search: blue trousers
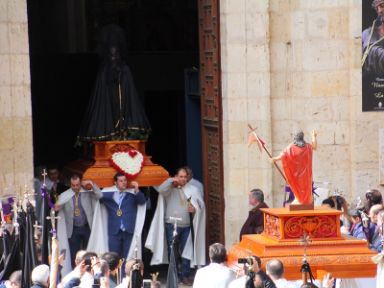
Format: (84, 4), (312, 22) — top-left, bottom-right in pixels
(108, 230), (133, 260)
(165, 223), (191, 279)
(68, 225), (90, 267)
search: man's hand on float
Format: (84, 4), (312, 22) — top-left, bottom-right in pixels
(81, 180), (94, 191)
(130, 181), (139, 193)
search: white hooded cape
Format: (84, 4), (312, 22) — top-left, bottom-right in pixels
(145, 181), (206, 267)
(87, 186), (146, 262)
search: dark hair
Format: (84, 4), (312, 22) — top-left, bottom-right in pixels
(175, 167), (188, 176)
(266, 259), (284, 278)
(81, 252), (98, 272)
(209, 243), (227, 264)
(113, 172), (126, 182)
(365, 189), (383, 212)
(322, 198), (335, 208)
(250, 189), (264, 203)
(102, 251), (120, 271)
(70, 173), (82, 181)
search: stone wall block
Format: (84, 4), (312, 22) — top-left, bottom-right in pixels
(307, 10), (329, 39)
(220, 0), (245, 14)
(7, 0), (28, 23)
(223, 13), (246, 45)
(349, 7), (362, 39)
(226, 143), (249, 169)
(221, 44), (246, 73)
(224, 98), (247, 121)
(246, 44), (269, 72)
(329, 9), (349, 39)
(0, 55), (10, 85)
(298, 0), (350, 9)
(290, 11), (306, 40)
(226, 168), (247, 196)
(10, 54), (30, 85)
(9, 23), (29, 54)
(247, 98), (270, 122)
(270, 11), (290, 42)
(0, 23), (9, 54)
(314, 145), (350, 171)
(0, 85), (11, 117)
(302, 40), (348, 71)
(11, 85), (31, 117)
(0, 0), (7, 23)
(247, 72), (270, 97)
(349, 38), (361, 69)
(311, 70), (349, 97)
(227, 121), (247, 144)
(246, 13), (269, 44)
(271, 98), (292, 120)
(222, 72), (247, 99)
(0, 118), (13, 150)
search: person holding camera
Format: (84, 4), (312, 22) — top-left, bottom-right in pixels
(229, 255), (275, 288)
(349, 209), (376, 242)
(193, 243), (235, 288)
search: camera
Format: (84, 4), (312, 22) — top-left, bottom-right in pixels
(143, 280), (151, 288)
(238, 257), (253, 265)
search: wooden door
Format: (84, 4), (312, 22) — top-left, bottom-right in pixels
(198, 0), (224, 244)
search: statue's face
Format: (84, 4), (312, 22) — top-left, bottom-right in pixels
(109, 46), (121, 65)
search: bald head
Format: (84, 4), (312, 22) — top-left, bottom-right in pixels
(266, 259), (285, 280)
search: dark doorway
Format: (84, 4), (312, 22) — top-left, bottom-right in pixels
(27, 0), (202, 179)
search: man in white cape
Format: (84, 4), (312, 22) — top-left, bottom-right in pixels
(87, 173), (146, 274)
(145, 167), (206, 284)
(56, 176), (99, 277)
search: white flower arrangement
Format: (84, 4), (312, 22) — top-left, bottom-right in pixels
(111, 150), (144, 178)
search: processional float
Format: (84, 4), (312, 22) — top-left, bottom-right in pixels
(227, 125), (377, 282)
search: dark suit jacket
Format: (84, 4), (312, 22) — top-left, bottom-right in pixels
(239, 202), (269, 240)
(100, 191), (146, 235)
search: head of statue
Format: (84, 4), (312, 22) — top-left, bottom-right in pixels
(373, 0), (384, 22)
(109, 46), (122, 67)
(293, 130), (305, 148)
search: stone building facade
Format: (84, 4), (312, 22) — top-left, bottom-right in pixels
(0, 0), (33, 197)
(0, 0), (382, 246)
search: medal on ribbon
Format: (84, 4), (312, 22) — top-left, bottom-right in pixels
(74, 207), (81, 217)
(117, 209), (123, 217)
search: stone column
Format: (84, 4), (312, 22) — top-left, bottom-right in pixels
(221, 0), (273, 246)
(0, 0), (33, 196)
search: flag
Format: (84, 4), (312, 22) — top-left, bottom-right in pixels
(166, 238), (178, 288)
(247, 131), (265, 151)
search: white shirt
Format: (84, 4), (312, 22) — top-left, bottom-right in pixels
(193, 263), (235, 288)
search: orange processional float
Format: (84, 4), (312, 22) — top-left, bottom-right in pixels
(227, 127), (377, 281)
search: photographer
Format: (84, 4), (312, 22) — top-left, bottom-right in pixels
(229, 256), (275, 288)
(115, 259), (144, 288)
(193, 243), (235, 288)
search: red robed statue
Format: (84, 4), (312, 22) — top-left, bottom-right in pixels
(272, 130), (317, 205)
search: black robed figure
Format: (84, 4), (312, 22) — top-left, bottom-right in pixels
(78, 24), (151, 141)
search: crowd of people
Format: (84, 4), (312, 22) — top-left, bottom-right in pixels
(0, 163), (383, 287)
